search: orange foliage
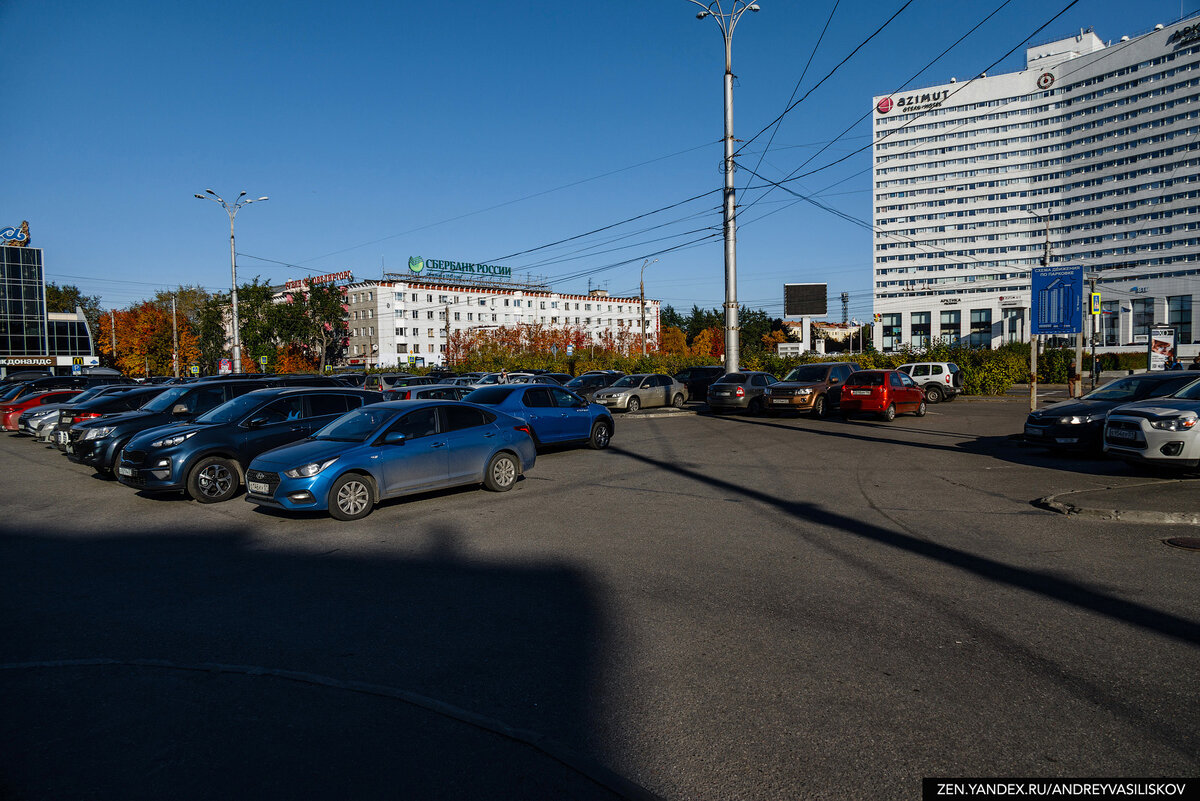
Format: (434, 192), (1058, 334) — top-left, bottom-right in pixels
(95, 303), (201, 376)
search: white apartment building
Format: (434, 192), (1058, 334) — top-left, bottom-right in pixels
(871, 17), (1200, 351)
(341, 278), (660, 368)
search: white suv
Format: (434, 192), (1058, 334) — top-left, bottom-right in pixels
(896, 362), (961, 403)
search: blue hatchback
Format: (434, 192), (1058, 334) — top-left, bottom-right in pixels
(462, 384), (614, 450)
(244, 400), (537, 520)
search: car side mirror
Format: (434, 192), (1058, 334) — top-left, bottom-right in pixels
(830, 378), (839, 384)
(382, 431), (407, 446)
(245, 416), (269, 428)
(171, 403), (190, 416)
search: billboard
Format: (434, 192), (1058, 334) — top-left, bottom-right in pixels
(1148, 327), (1176, 371)
(1031, 265), (1083, 335)
(784, 283), (827, 317)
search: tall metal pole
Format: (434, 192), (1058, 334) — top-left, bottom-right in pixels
(640, 258), (658, 357)
(172, 295), (179, 378)
(692, 1), (759, 374)
(196, 190), (268, 375)
(228, 211), (241, 373)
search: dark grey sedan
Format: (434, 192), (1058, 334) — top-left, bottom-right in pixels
(707, 371), (779, 415)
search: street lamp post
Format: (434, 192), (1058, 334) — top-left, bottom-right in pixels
(640, 258), (659, 357)
(195, 189), (268, 373)
(691, 1), (759, 373)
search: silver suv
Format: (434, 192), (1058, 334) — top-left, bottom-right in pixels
(896, 362), (961, 403)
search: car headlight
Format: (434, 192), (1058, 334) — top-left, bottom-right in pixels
(795, 387), (813, 396)
(150, 430), (198, 448)
(1058, 413), (1105, 425)
(83, 426), (115, 440)
(284, 458), (338, 479)
(1149, 416), (1197, 432)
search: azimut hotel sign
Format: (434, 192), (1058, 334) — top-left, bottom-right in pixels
(876, 89), (951, 115)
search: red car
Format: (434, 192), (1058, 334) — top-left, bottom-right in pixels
(839, 370), (926, 421)
(1, 390), (82, 431)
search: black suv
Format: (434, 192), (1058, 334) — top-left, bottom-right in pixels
(674, 366), (726, 403)
(116, 387), (380, 503)
(53, 386), (168, 450)
(68, 380), (273, 474)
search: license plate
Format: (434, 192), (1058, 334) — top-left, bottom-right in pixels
(248, 481), (270, 495)
(117, 466), (134, 477)
(850, 390), (871, 396)
(772, 398), (790, 404)
(1109, 428), (1136, 440)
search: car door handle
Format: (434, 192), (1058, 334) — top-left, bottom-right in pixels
(483, 432), (496, 438)
(431, 441), (446, 448)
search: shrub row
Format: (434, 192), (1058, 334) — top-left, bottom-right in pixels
(393, 345), (1149, 396)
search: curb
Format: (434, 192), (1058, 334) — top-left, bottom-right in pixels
(1033, 480), (1200, 526)
(619, 407), (700, 420)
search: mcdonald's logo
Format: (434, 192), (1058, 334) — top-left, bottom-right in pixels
(72, 357), (84, 365)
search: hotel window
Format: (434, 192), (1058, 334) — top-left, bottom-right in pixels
(1132, 298), (1154, 341)
(968, 309), (992, 348)
(882, 314), (902, 351)
(427, 328), (434, 337)
(1167, 296), (1192, 344)
(939, 310), (961, 342)
(397, 344), (407, 354)
(910, 312), (931, 349)
(1101, 301), (1119, 346)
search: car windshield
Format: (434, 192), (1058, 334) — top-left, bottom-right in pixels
(312, 407), (398, 442)
(463, 386), (518, 404)
(140, 386), (193, 412)
(846, 373), (885, 386)
(0, 384), (29, 401)
(565, 377), (594, 387)
(714, 374), (747, 385)
(66, 386), (109, 405)
(782, 366), (829, 383)
(1170, 378), (1200, 401)
(610, 376), (645, 388)
(195, 393), (270, 424)
(1084, 376), (1168, 402)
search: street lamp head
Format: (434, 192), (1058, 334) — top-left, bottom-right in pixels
(193, 194), (206, 200)
(238, 191), (247, 198)
(747, 3), (760, 10)
(696, 10), (710, 18)
(204, 189), (216, 196)
(256, 196), (269, 202)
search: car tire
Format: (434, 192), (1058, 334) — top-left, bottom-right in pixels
(880, 404), (896, 422)
(187, 456), (241, 503)
(813, 394), (827, 418)
(328, 473), (374, 521)
(484, 452), (519, 492)
(626, 396), (641, 413)
(924, 385), (943, 403)
(588, 420), (612, 450)
(915, 400), (928, 417)
(672, 393), (685, 409)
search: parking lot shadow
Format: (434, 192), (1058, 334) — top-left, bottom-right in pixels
(705, 412), (1138, 477)
(609, 443), (1200, 648)
(0, 526), (654, 801)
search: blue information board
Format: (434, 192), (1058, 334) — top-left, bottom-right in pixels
(1031, 265), (1083, 335)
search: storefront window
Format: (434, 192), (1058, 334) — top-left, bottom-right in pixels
(1168, 295), (1192, 344)
(939, 310), (960, 344)
(882, 314), (902, 351)
(910, 312), (931, 350)
(968, 309), (992, 348)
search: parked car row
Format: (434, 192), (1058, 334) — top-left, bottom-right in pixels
(1024, 370), (1200, 469)
(4, 372), (616, 521)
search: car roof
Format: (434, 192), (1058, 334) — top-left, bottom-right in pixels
(245, 386), (378, 397)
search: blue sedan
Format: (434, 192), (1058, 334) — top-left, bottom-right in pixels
(462, 385), (614, 450)
(244, 400), (536, 521)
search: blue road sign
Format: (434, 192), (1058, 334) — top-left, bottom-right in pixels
(1031, 265), (1083, 335)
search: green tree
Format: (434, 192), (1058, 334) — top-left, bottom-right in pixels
(149, 285), (212, 326)
(274, 280), (349, 372)
(195, 293), (229, 374)
(235, 277), (281, 366)
(660, 304), (687, 332)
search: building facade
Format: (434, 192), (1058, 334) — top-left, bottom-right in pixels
(0, 245), (97, 375)
(339, 277), (660, 368)
(871, 18), (1200, 351)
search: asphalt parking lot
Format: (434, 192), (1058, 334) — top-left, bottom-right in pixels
(1, 397), (1197, 801)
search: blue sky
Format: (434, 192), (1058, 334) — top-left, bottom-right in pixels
(3, 0), (1193, 322)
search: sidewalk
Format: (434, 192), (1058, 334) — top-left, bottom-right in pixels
(1035, 479), (1200, 526)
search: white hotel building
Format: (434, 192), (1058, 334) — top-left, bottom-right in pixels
(871, 17), (1200, 351)
(337, 275), (660, 368)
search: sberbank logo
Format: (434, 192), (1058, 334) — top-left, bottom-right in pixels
(408, 256), (425, 274)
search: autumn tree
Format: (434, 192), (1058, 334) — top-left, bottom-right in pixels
(661, 326), (688, 355)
